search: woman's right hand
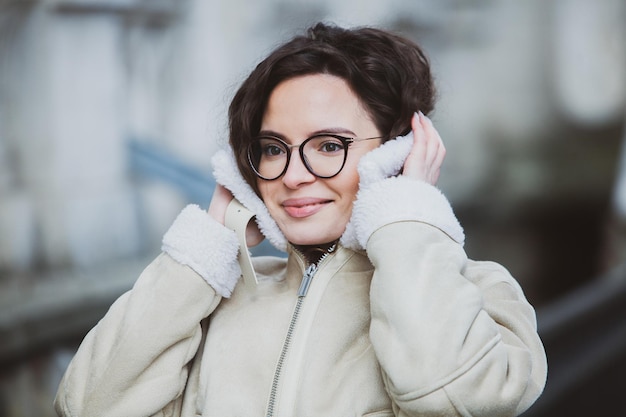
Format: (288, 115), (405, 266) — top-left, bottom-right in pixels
(208, 184), (264, 247)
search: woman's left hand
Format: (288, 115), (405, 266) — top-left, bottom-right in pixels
(401, 112), (446, 185)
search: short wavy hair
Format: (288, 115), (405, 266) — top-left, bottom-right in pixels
(228, 22), (436, 193)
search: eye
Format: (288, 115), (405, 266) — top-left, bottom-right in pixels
(262, 144), (285, 156)
(257, 138), (287, 158)
(315, 137), (346, 153)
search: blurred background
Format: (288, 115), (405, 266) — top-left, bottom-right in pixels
(1, 0), (625, 415)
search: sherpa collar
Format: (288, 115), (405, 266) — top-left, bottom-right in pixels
(210, 133), (415, 253)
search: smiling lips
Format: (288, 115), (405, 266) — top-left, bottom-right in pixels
(282, 198), (332, 218)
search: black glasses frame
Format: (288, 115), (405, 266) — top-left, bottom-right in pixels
(247, 134), (382, 181)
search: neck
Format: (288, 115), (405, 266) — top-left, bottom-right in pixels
(293, 241), (338, 264)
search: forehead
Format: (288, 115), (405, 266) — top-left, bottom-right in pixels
(261, 74), (375, 138)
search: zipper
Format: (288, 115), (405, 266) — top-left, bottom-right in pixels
(265, 246), (335, 417)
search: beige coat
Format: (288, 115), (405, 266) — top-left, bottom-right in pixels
(56, 141), (546, 416)
(55, 219), (546, 416)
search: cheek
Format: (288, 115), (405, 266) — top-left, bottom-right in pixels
(335, 168), (361, 203)
(339, 144), (379, 199)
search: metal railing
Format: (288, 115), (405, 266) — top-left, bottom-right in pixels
(522, 265), (626, 416)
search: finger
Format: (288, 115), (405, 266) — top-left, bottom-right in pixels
(419, 112), (443, 166)
(208, 184), (234, 224)
(402, 113), (426, 177)
(430, 167), (441, 185)
(245, 218), (264, 247)
(410, 112), (427, 160)
(420, 113), (447, 178)
(433, 143), (446, 172)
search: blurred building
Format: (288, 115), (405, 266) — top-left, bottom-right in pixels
(0, 0), (625, 416)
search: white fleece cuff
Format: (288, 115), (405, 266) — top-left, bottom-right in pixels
(161, 204), (241, 298)
(342, 176), (465, 250)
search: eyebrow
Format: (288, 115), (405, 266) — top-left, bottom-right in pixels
(257, 127), (357, 142)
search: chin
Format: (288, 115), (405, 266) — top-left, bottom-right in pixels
(285, 232), (342, 246)
(280, 221), (346, 246)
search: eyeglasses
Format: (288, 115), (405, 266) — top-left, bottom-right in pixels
(247, 134), (383, 180)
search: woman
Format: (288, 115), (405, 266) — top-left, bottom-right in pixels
(55, 23), (547, 416)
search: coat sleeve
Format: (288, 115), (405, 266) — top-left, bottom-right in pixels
(54, 205), (242, 417)
(352, 177), (547, 417)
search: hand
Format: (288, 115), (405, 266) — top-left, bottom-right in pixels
(401, 112), (446, 185)
(208, 184), (264, 247)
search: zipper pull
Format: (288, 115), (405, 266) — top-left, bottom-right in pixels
(297, 264), (317, 297)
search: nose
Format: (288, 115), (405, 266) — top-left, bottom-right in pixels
(282, 151), (316, 188)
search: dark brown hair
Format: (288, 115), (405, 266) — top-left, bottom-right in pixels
(228, 22), (436, 193)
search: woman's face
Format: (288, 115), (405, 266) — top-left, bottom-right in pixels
(257, 74), (381, 246)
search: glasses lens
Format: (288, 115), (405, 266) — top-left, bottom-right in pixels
(302, 135), (347, 178)
(248, 137), (288, 180)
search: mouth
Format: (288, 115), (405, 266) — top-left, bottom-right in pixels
(281, 198), (332, 218)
